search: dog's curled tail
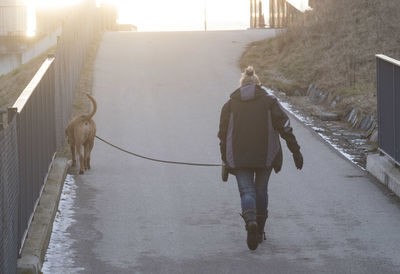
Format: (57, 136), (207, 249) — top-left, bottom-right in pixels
(86, 93), (97, 120)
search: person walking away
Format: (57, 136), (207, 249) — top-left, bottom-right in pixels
(218, 66), (303, 251)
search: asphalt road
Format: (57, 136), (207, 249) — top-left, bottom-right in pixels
(44, 30), (400, 273)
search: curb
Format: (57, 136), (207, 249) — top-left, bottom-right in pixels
(17, 157), (70, 274)
(366, 153), (400, 198)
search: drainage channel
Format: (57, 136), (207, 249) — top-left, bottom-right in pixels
(264, 87), (372, 169)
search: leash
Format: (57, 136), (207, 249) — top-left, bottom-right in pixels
(95, 135), (223, 167)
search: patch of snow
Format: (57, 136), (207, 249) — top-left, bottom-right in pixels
(42, 174), (84, 273)
(262, 86), (366, 170)
(311, 126), (325, 132)
(263, 86), (313, 126)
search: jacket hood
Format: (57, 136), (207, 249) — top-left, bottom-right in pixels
(230, 84), (266, 102)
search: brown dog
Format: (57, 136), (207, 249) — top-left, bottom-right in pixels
(66, 94), (97, 174)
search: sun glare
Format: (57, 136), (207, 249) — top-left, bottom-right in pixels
(24, 0), (83, 36)
(25, 1), (36, 37)
(24, 0), (82, 8)
(102, 0), (251, 32)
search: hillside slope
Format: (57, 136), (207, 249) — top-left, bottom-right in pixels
(0, 48), (54, 109)
(240, 0), (400, 117)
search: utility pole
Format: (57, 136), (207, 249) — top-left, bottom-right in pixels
(204, 0), (207, 31)
(250, 0), (253, 28)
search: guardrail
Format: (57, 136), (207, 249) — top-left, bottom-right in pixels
(376, 54), (400, 165)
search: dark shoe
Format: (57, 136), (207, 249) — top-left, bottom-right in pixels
(256, 211), (268, 244)
(246, 221), (258, 250)
(257, 232), (266, 244)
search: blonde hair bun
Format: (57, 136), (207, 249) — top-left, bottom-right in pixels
(245, 66), (255, 76)
(239, 65), (260, 86)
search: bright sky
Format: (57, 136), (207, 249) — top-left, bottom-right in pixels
(286, 0), (309, 12)
(25, 0), (309, 34)
(111, 0), (251, 31)
(25, 0), (82, 36)
(104, 0), (308, 31)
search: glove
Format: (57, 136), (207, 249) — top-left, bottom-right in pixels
(293, 151), (303, 170)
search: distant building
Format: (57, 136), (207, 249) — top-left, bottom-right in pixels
(0, 0), (27, 36)
(117, 24), (137, 32)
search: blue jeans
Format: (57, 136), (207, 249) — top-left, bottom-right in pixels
(234, 168), (272, 224)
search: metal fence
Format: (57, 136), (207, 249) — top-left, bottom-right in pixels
(8, 56), (57, 252)
(0, 0), (103, 272)
(250, 0), (265, 28)
(269, 0), (287, 28)
(269, 0), (306, 28)
(376, 54), (400, 165)
(0, 115), (19, 274)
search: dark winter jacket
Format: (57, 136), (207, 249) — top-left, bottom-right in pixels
(218, 84), (300, 173)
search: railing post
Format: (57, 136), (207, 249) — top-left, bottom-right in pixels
(0, 109), (6, 130)
(7, 107), (17, 124)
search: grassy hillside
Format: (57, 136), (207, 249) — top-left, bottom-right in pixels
(0, 48), (55, 109)
(240, 0), (400, 116)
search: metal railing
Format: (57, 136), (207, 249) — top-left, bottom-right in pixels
(376, 54), (400, 165)
(250, 0), (266, 28)
(269, 0), (307, 28)
(269, 0), (287, 28)
(8, 56), (57, 252)
(285, 1), (305, 26)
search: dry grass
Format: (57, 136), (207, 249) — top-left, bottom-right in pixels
(0, 47), (55, 109)
(240, 0), (400, 116)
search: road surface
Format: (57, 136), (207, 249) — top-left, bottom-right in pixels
(43, 30), (400, 273)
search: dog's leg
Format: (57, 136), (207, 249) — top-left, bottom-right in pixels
(70, 143), (76, 167)
(86, 139), (94, 170)
(77, 145), (84, 174)
(84, 143), (90, 170)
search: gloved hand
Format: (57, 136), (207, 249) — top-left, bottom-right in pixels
(293, 151), (303, 170)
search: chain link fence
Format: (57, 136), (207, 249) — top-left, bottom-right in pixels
(0, 0), (107, 272)
(0, 115), (19, 274)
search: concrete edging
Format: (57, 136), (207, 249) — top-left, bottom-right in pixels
(367, 153), (400, 198)
(17, 157), (70, 274)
